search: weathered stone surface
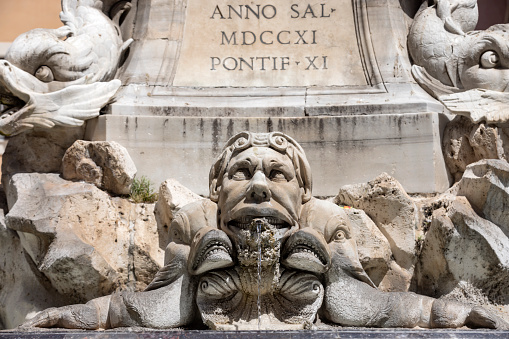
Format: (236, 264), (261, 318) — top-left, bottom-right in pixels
(456, 159), (509, 238)
(3, 173), (163, 321)
(443, 117), (480, 182)
(173, 0), (365, 87)
(62, 140), (137, 195)
(19, 131), (508, 330)
(153, 179), (202, 248)
(0, 210), (69, 329)
(443, 116), (509, 181)
(343, 208), (392, 287)
(415, 196), (509, 305)
(335, 173), (418, 271)
(86, 113), (451, 196)
(1, 126), (85, 188)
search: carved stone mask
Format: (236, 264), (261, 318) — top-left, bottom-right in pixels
(209, 132), (312, 246)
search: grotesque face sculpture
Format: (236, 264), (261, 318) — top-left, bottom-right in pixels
(198, 132), (322, 329)
(209, 132), (312, 260)
(218, 146), (302, 236)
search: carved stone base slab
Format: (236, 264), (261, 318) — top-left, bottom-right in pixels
(86, 113), (452, 195)
(2, 329), (509, 338)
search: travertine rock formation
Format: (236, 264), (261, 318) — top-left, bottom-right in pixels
(335, 173), (418, 273)
(1, 172), (163, 327)
(1, 126), (85, 187)
(456, 160), (509, 238)
(415, 196), (509, 305)
(62, 140), (137, 195)
(443, 116), (509, 181)
(154, 179), (202, 230)
(0, 211), (69, 330)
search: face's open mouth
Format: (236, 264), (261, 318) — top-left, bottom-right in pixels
(228, 216), (290, 230)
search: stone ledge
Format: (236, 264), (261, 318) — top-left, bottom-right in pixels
(1, 329), (508, 339)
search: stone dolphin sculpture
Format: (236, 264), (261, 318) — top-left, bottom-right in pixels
(409, 0), (509, 124)
(22, 199), (232, 329)
(0, 0), (132, 136)
(281, 197), (507, 329)
(289, 197), (375, 286)
(301, 200), (508, 329)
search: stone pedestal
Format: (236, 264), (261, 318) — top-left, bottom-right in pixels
(84, 0), (451, 195)
(86, 112), (452, 195)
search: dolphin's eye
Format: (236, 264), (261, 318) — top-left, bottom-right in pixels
(232, 168), (251, 180)
(480, 51), (500, 69)
(35, 66), (54, 82)
(169, 216), (185, 243)
(332, 229), (346, 242)
(171, 229), (181, 241)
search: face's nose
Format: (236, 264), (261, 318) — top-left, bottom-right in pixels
(247, 171), (271, 202)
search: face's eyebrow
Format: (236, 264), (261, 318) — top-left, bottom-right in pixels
(264, 156), (295, 177)
(227, 156), (256, 175)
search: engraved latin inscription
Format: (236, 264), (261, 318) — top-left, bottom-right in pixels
(173, 0), (366, 87)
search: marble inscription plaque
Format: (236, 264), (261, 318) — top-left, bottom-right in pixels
(173, 0), (367, 87)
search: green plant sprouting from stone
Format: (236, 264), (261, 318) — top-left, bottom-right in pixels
(130, 176), (158, 203)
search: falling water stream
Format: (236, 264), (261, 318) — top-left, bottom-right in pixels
(256, 219), (262, 330)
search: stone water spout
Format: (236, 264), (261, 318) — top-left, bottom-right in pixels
(21, 131), (509, 330)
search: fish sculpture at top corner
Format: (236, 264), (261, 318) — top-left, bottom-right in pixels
(0, 0), (133, 136)
(408, 0), (509, 125)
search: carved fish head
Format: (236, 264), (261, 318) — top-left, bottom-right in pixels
(167, 199), (233, 276)
(322, 214), (376, 287)
(282, 226), (331, 274)
(188, 226), (234, 275)
(452, 25), (509, 92)
(5, 27), (94, 84)
(297, 198), (375, 287)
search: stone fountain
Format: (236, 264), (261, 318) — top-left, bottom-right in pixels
(1, 0), (509, 334)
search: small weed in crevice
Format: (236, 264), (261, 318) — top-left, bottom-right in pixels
(130, 176), (158, 203)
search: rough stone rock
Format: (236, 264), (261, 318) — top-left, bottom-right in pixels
(343, 207), (392, 287)
(62, 140), (137, 195)
(3, 173), (163, 322)
(377, 260), (413, 292)
(443, 116), (509, 182)
(154, 179), (202, 248)
(443, 117), (477, 182)
(415, 196), (509, 304)
(0, 210), (69, 329)
(335, 173), (418, 271)
(456, 159), (509, 238)
(1, 126), (85, 188)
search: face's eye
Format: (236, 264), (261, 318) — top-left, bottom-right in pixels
(232, 168), (251, 180)
(269, 170), (286, 182)
(480, 50), (500, 69)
